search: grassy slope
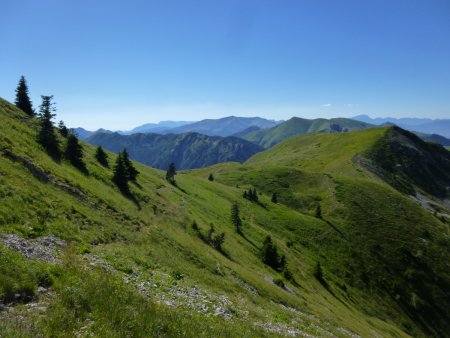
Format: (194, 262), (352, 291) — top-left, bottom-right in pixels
(192, 128), (450, 337)
(242, 117), (373, 148)
(1, 98), (448, 337)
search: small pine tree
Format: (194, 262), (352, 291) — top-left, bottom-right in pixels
(122, 149), (139, 181)
(243, 191), (248, 199)
(95, 146), (109, 167)
(261, 236), (279, 269)
(271, 192), (278, 203)
(112, 153), (129, 192)
(37, 95), (60, 159)
(247, 189), (254, 201)
(253, 188), (259, 202)
(211, 232), (225, 252)
(14, 76), (34, 116)
(64, 134), (86, 172)
(58, 120), (69, 137)
(166, 162), (176, 184)
(314, 262), (324, 282)
(192, 220), (199, 231)
(208, 173), (214, 181)
(315, 204), (322, 218)
(231, 201), (242, 233)
(261, 236), (286, 271)
(207, 225), (215, 243)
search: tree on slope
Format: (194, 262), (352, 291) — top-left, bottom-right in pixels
(271, 192), (278, 203)
(166, 162), (176, 184)
(112, 152), (129, 193)
(122, 149), (139, 181)
(37, 95), (60, 159)
(58, 120), (69, 137)
(231, 201), (242, 234)
(64, 134), (87, 172)
(14, 76), (34, 116)
(95, 146), (109, 167)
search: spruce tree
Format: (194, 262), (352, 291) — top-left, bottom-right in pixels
(261, 236), (280, 269)
(14, 76), (34, 116)
(95, 146), (109, 167)
(243, 191), (248, 199)
(271, 192), (278, 203)
(208, 173), (214, 181)
(112, 153), (129, 192)
(248, 189), (254, 201)
(231, 201), (242, 233)
(37, 95), (60, 159)
(166, 162), (176, 184)
(315, 204), (322, 218)
(122, 149), (139, 181)
(64, 134), (86, 172)
(58, 120), (69, 137)
(314, 262), (324, 282)
(253, 188), (259, 203)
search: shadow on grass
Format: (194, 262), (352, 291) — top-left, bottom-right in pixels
(170, 181), (188, 194)
(118, 185), (141, 210)
(323, 219), (345, 238)
(238, 230), (258, 249)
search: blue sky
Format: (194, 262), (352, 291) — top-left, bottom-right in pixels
(1, 0), (449, 130)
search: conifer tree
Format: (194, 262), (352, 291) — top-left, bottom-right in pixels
(208, 173), (214, 181)
(261, 236), (279, 269)
(261, 236), (285, 271)
(248, 189), (254, 201)
(314, 262), (324, 282)
(315, 204), (322, 218)
(14, 76), (34, 116)
(122, 149), (139, 181)
(243, 191), (248, 199)
(112, 153), (129, 192)
(64, 134), (86, 172)
(37, 95), (60, 159)
(95, 146), (109, 167)
(166, 162), (176, 184)
(231, 201), (242, 233)
(58, 120), (69, 137)
(253, 188), (259, 203)
(271, 192), (278, 203)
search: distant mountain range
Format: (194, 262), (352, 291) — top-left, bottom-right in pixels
(85, 132), (263, 170)
(353, 115), (450, 138)
(79, 116), (449, 169)
(73, 116), (280, 140)
(165, 116), (280, 137)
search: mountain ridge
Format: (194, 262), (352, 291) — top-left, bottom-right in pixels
(85, 131), (264, 169)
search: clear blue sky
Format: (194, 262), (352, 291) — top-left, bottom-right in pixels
(1, 0), (449, 130)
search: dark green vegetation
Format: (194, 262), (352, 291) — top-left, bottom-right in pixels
(94, 146), (109, 167)
(1, 96), (450, 337)
(240, 117), (373, 148)
(86, 131), (264, 170)
(37, 95), (61, 160)
(366, 126), (450, 198)
(14, 76), (34, 117)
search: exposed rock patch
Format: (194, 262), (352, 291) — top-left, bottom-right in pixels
(0, 234), (66, 264)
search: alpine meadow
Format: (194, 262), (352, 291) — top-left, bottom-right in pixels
(1, 1), (450, 337)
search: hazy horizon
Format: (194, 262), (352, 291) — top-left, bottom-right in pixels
(1, 1), (449, 130)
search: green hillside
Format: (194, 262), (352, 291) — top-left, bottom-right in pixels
(241, 117), (373, 148)
(85, 131), (264, 170)
(1, 97), (450, 337)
